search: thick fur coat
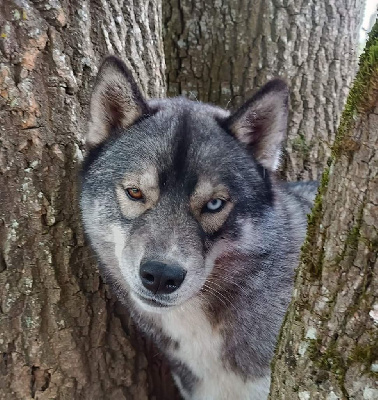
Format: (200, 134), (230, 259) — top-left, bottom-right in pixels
(80, 56), (317, 400)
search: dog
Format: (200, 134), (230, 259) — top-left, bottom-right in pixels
(80, 56), (317, 400)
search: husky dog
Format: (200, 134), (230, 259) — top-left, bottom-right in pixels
(80, 56), (317, 400)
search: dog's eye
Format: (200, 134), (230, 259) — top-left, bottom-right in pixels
(204, 198), (225, 213)
(126, 187), (144, 200)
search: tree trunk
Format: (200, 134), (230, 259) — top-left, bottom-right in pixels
(270, 21), (378, 399)
(163, 0), (364, 180)
(0, 1), (178, 399)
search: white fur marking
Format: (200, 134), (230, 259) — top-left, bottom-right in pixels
(159, 300), (270, 400)
(111, 224), (125, 267)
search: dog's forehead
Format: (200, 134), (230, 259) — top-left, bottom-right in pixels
(154, 100), (234, 157)
(152, 106), (240, 186)
(121, 102), (231, 162)
(87, 98), (244, 189)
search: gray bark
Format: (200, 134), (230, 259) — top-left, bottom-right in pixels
(270, 23), (378, 399)
(0, 1), (176, 399)
(163, 0), (364, 180)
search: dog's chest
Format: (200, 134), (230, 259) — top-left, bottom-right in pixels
(161, 305), (223, 380)
(159, 305), (270, 400)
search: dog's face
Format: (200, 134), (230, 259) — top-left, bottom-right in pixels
(80, 56), (288, 313)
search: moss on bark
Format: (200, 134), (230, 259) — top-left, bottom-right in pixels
(270, 19), (378, 400)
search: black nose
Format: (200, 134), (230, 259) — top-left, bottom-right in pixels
(139, 261), (186, 295)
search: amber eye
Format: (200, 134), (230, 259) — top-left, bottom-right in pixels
(126, 187), (144, 200)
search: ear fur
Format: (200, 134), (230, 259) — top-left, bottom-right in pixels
(87, 56), (149, 149)
(225, 79), (289, 171)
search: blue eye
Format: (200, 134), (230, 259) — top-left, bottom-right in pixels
(205, 198), (225, 213)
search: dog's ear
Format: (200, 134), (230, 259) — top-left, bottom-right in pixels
(87, 56), (149, 149)
(225, 79), (289, 171)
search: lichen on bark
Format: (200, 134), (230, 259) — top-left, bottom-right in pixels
(270, 20), (378, 400)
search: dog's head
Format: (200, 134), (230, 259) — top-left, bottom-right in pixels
(80, 56), (289, 313)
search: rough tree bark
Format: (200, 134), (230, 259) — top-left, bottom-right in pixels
(163, 0), (364, 180)
(270, 22), (378, 400)
(0, 1), (178, 399)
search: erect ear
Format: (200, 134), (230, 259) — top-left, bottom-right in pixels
(225, 79), (289, 171)
(87, 56), (149, 149)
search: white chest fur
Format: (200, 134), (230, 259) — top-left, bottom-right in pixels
(158, 300), (270, 400)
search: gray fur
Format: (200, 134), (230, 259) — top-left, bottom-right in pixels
(80, 56), (318, 400)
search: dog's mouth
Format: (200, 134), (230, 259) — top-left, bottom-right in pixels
(139, 295), (170, 308)
(132, 292), (175, 310)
